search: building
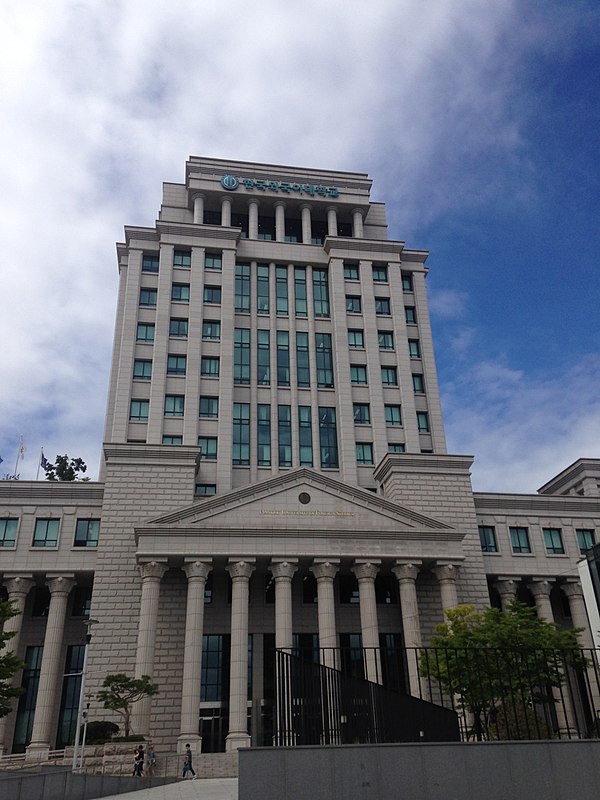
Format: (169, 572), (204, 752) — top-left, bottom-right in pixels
(1, 157), (599, 758)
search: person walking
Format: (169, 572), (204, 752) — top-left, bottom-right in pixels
(146, 744), (157, 776)
(182, 743), (196, 779)
(134, 744), (145, 777)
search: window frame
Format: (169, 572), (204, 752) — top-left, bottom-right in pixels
(164, 394), (185, 417)
(74, 519), (100, 548)
(478, 525), (498, 553)
(32, 518), (60, 548)
(509, 526), (532, 554)
(543, 527), (565, 555)
(0, 518), (18, 547)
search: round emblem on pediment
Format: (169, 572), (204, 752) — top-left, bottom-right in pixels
(298, 492), (311, 505)
(220, 174), (239, 191)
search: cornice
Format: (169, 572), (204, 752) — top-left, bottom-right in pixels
(373, 453), (475, 483)
(401, 249), (429, 264)
(323, 237), (404, 257)
(155, 221), (241, 243)
(0, 481), (104, 503)
(474, 492), (600, 515)
(123, 226), (159, 245)
(537, 458), (600, 495)
(103, 442), (200, 468)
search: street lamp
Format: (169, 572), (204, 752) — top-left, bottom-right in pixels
(72, 618), (98, 771)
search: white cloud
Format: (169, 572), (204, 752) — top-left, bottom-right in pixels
(429, 289), (468, 319)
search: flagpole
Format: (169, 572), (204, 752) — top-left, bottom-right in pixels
(14, 435), (25, 477)
(36, 447), (43, 481)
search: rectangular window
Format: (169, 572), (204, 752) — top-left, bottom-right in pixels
(0, 518), (18, 547)
(201, 634), (228, 701)
(350, 365), (368, 385)
(313, 268), (330, 317)
(348, 329), (364, 349)
(167, 355), (186, 375)
(278, 405), (292, 467)
(277, 331), (290, 387)
(405, 306), (417, 324)
(276, 266), (288, 315)
(344, 262), (359, 281)
(417, 411), (430, 432)
(378, 331), (394, 350)
(139, 288), (157, 307)
(258, 215), (275, 240)
(142, 253), (159, 273)
(231, 212), (248, 237)
(235, 262), (251, 312)
(165, 394), (184, 417)
(375, 297), (391, 315)
(232, 403), (250, 465)
(169, 318), (188, 338)
(13, 645), (43, 749)
(33, 519), (59, 547)
(199, 396), (218, 418)
(174, 249), (191, 268)
(130, 399), (149, 421)
(478, 525), (498, 553)
(346, 295), (361, 313)
(234, 328), (251, 385)
(196, 483), (217, 496)
(171, 283), (190, 302)
(408, 339), (421, 359)
(353, 403), (371, 425)
(543, 527), (565, 555)
(296, 331), (310, 388)
(257, 329), (270, 385)
(311, 219), (327, 245)
(162, 435), (182, 445)
(372, 264), (388, 283)
(202, 320), (220, 341)
(356, 443), (374, 465)
(74, 519), (100, 547)
(388, 443), (405, 453)
(412, 373), (425, 393)
(136, 322), (155, 343)
(385, 405), (402, 426)
(381, 367), (398, 386)
(257, 404), (271, 466)
(198, 436), (218, 461)
(285, 217), (302, 242)
(402, 272), (413, 292)
(319, 407), (338, 468)
(257, 263), (269, 314)
(315, 333), (334, 388)
(204, 209), (221, 225)
(201, 357), (220, 377)
(294, 267), (307, 317)
(509, 526), (531, 554)
(204, 286), (222, 304)
(576, 528), (595, 554)
(204, 252), (222, 271)
(133, 359), (152, 380)
(299, 406), (313, 466)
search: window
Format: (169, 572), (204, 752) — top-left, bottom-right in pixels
(412, 374), (425, 393)
(576, 528), (595, 554)
(257, 263), (269, 314)
(169, 318), (188, 338)
(232, 403), (250, 465)
(381, 367), (398, 386)
(350, 364), (367, 385)
(133, 359), (152, 380)
(167, 355), (186, 375)
(402, 272), (413, 292)
(388, 443), (405, 453)
(204, 209), (221, 225)
(130, 399), (149, 421)
(71, 589), (91, 618)
(199, 396), (218, 418)
(257, 404), (271, 466)
(372, 265), (388, 283)
(162, 435), (182, 445)
(136, 322), (155, 343)
(417, 412), (430, 432)
(205, 252), (222, 271)
(171, 283), (190, 302)
(278, 405), (292, 467)
(339, 575), (360, 604)
(356, 443), (374, 465)
(142, 253), (159, 273)
(0, 518), (18, 547)
(257, 329), (270, 385)
(198, 436), (218, 461)
(201, 357), (220, 377)
(348, 329), (364, 349)
(285, 217), (302, 243)
(313, 268), (330, 317)
(74, 519), (100, 547)
(139, 288), (157, 307)
(344, 262), (359, 281)
(231, 212), (248, 237)
(509, 526), (531, 554)
(296, 331), (310, 388)
(204, 286), (221, 304)
(196, 484), (217, 496)
(378, 331), (394, 350)
(346, 295), (361, 313)
(299, 406), (313, 466)
(277, 331), (290, 387)
(165, 394), (184, 417)
(294, 267), (307, 316)
(33, 518), (59, 547)
(319, 407), (338, 468)
(405, 306), (417, 324)
(258, 215), (275, 240)
(234, 328), (250, 385)
(375, 297), (391, 315)
(408, 339), (421, 359)
(235, 262), (251, 312)
(173, 249), (191, 268)
(311, 219), (327, 245)
(315, 333), (334, 388)
(202, 320), (220, 340)
(478, 525), (498, 553)
(353, 403), (371, 425)
(276, 266), (288, 315)
(543, 527), (565, 555)
(385, 405), (402, 426)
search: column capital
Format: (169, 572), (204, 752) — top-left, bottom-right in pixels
(299, 202), (312, 212)
(527, 578), (554, 598)
(494, 577), (520, 596)
(46, 575), (75, 596)
(311, 560), (339, 581)
(352, 561), (380, 581)
(561, 579), (584, 599)
(392, 562), (421, 582)
(247, 198), (259, 208)
(191, 191), (206, 201)
(139, 561), (168, 582)
(182, 560), (212, 581)
(273, 199), (286, 209)
(3, 575), (35, 597)
(432, 563), (460, 582)
(269, 560), (298, 580)
(227, 559), (255, 581)
(351, 207), (364, 218)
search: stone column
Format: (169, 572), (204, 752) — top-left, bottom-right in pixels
(178, 560), (212, 756)
(270, 560), (298, 746)
(562, 581), (594, 648)
(0, 575), (35, 755)
(27, 575), (75, 758)
(220, 196), (232, 227)
(193, 194), (205, 224)
(527, 579), (555, 622)
(433, 563), (460, 612)
(225, 559), (255, 751)
(300, 204), (312, 244)
(274, 201), (286, 243)
(352, 208), (364, 238)
(131, 561), (168, 736)
(392, 562), (422, 696)
(352, 562), (381, 683)
(494, 577), (519, 611)
(326, 206), (337, 237)
(311, 561), (339, 669)
(248, 200), (259, 240)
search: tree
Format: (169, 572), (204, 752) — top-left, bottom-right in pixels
(96, 674), (159, 737)
(44, 454), (88, 481)
(0, 601), (26, 718)
(419, 601), (587, 740)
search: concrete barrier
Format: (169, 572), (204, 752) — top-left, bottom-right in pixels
(0, 768), (177, 800)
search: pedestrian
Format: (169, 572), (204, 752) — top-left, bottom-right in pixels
(134, 744), (145, 777)
(147, 743), (157, 776)
(182, 743), (196, 779)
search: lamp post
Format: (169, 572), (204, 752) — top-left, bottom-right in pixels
(72, 618), (98, 771)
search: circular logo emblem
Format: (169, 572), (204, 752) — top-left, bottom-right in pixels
(299, 492), (311, 505)
(220, 175), (239, 191)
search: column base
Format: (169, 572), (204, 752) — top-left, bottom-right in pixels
(26, 743), (50, 761)
(225, 732), (251, 751)
(177, 734), (202, 756)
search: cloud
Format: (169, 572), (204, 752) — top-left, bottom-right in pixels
(429, 289), (468, 319)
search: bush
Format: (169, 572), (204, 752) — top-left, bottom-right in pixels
(490, 703), (554, 740)
(86, 720), (120, 744)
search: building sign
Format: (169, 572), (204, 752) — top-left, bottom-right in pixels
(260, 508), (354, 517)
(221, 174), (339, 197)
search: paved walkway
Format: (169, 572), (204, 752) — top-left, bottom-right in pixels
(95, 777), (238, 800)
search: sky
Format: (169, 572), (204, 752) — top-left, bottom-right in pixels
(0, 0), (599, 492)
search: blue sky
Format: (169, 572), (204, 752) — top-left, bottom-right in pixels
(0, 0), (598, 491)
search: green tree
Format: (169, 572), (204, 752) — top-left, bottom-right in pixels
(419, 601), (587, 740)
(96, 674), (159, 737)
(44, 454), (88, 481)
(0, 600), (26, 717)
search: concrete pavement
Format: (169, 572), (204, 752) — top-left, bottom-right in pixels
(94, 777), (238, 800)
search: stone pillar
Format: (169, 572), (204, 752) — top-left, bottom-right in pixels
(225, 559), (255, 751)
(433, 563), (460, 612)
(221, 196), (232, 227)
(326, 206), (337, 237)
(248, 200), (259, 240)
(300, 204), (312, 244)
(274, 201), (286, 243)
(311, 561), (339, 669)
(392, 562), (422, 696)
(494, 577), (519, 611)
(131, 561), (168, 736)
(352, 208), (364, 238)
(178, 560), (212, 756)
(352, 562), (381, 683)
(270, 560), (297, 651)
(193, 194), (205, 224)
(27, 575), (75, 758)
(562, 581), (594, 649)
(0, 575), (35, 754)
(527, 579), (555, 622)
